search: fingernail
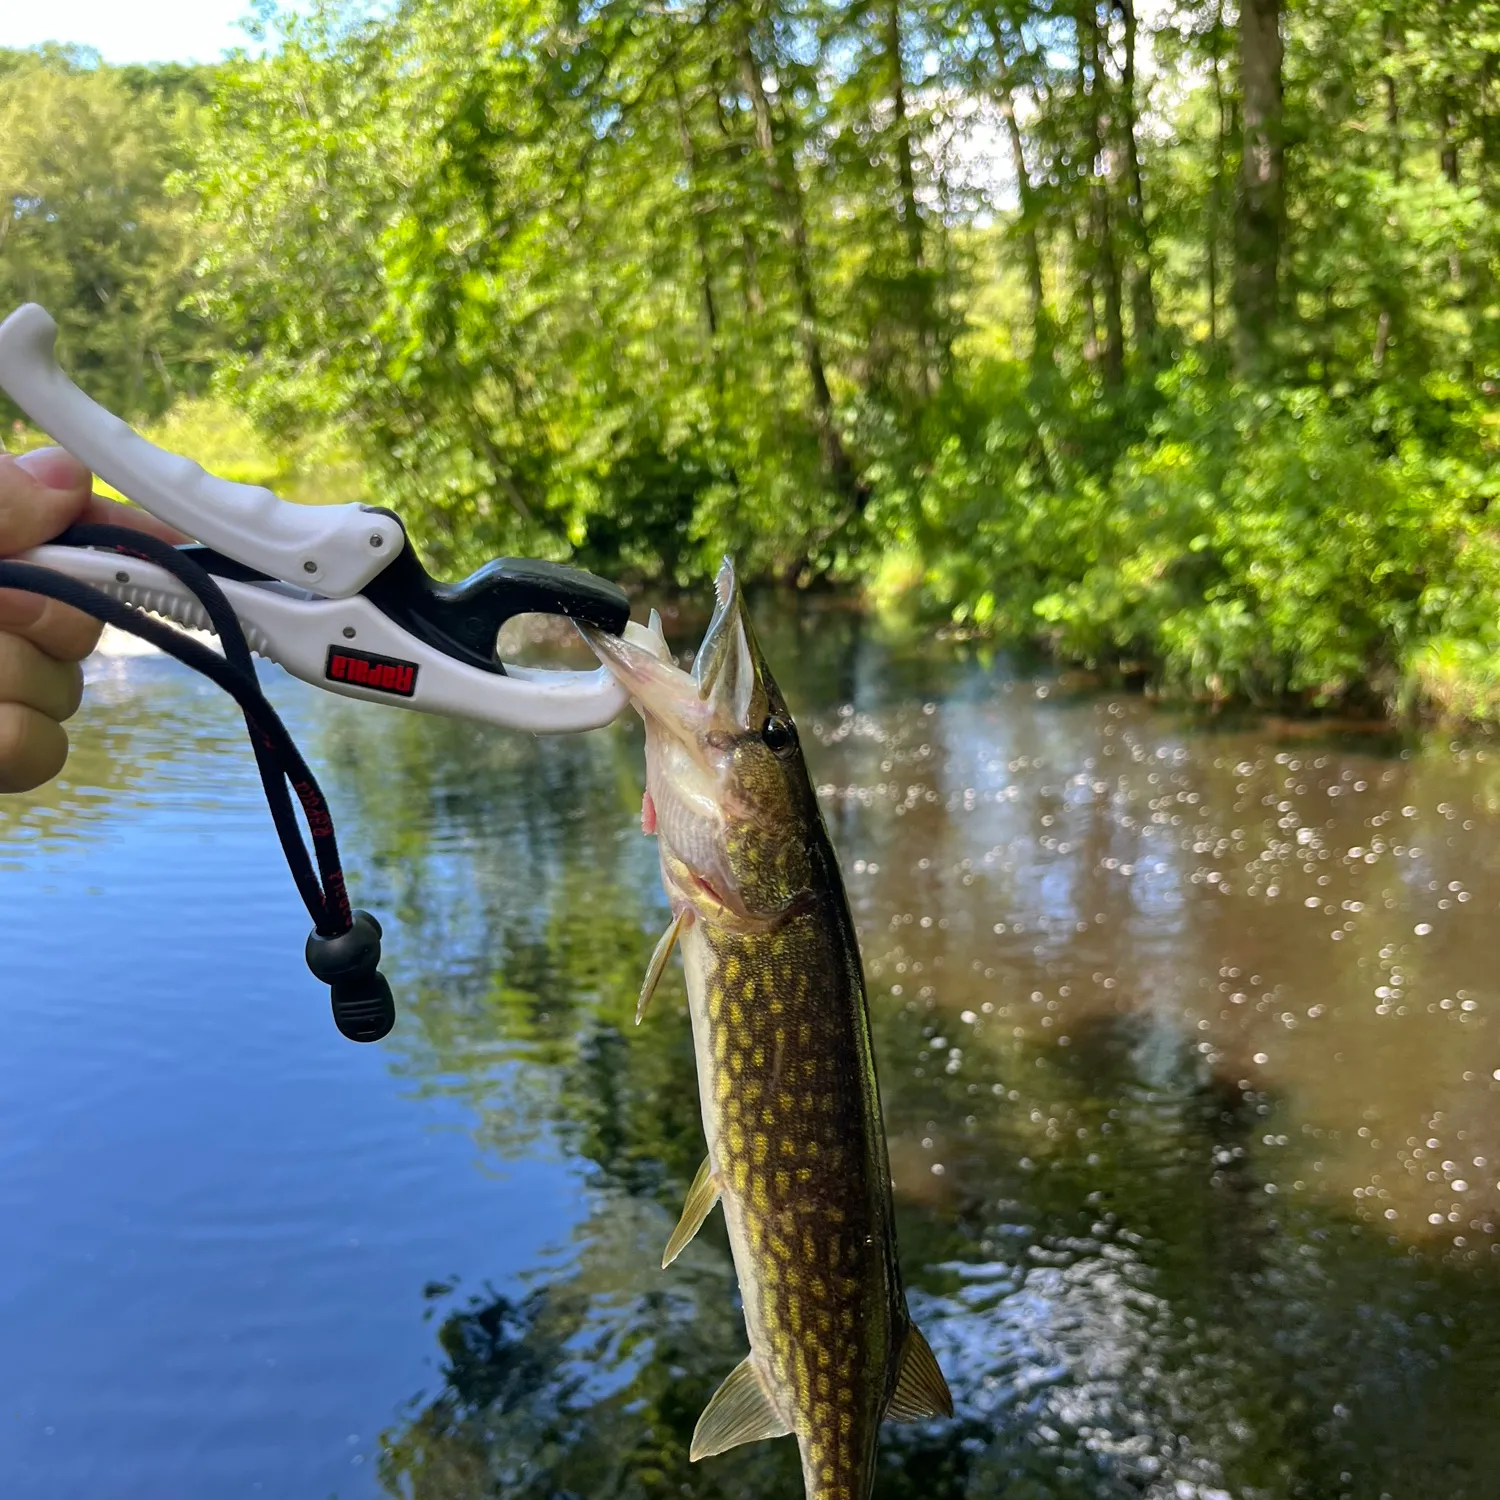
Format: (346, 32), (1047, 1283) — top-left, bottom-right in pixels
(14, 447), (91, 491)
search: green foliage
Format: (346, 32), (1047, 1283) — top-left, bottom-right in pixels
(876, 360), (1500, 711)
(6, 397), (363, 507)
(0, 46), (212, 420)
(6, 0), (1500, 720)
(187, 0), (856, 578)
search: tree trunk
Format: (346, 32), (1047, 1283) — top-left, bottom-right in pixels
(1207, 0), (1228, 348)
(1440, 103), (1460, 186)
(1383, 11), (1402, 184)
(887, 0), (923, 276)
(1005, 106), (1050, 361)
(1080, 5), (1125, 387)
(1115, 0), (1157, 358)
(980, 8), (1053, 365)
(671, 72), (720, 346)
(710, 79), (766, 318)
(1094, 190), (1126, 388)
(1374, 12), (1400, 370)
(736, 23), (859, 502)
(887, 0), (937, 389)
(1070, 212), (1100, 367)
(1438, 96), (1465, 292)
(1232, 0), (1284, 373)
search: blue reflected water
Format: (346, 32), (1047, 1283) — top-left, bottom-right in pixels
(4, 601), (1500, 1500)
(0, 654), (587, 1499)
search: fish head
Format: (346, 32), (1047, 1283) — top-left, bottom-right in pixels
(583, 559), (820, 925)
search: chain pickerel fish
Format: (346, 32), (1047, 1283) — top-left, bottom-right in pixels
(584, 562), (952, 1500)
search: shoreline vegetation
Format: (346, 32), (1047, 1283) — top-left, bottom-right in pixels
(2, 2), (1498, 728)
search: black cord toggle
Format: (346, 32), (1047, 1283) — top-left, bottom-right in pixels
(0, 524), (396, 1042)
(307, 910), (396, 1042)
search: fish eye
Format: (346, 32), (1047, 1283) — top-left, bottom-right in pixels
(761, 713), (798, 757)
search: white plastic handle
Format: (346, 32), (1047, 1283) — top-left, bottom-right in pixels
(26, 545), (638, 734)
(0, 304), (404, 597)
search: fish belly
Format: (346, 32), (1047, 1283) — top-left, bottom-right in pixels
(680, 906), (901, 1500)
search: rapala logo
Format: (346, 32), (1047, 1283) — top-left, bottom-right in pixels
(325, 646), (418, 698)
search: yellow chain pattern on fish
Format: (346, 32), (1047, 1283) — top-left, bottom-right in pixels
(695, 902), (898, 1500)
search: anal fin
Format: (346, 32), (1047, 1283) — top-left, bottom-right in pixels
(637, 907), (687, 1024)
(663, 1155), (721, 1268)
(690, 1355), (791, 1460)
(885, 1321), (953, 1422)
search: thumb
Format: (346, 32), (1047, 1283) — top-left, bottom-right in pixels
(0, 448), (94, 556)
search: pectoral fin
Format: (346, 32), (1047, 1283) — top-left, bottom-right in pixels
(885, 1322), (953, 1422)
(662, 1155), (722, 1268)
(690, 1355), (791, 1460)
(637, 907), (687, 1024)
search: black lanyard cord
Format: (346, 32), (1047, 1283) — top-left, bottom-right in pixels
(0, 530), (394, 1042)
(62, 524), (346, 931)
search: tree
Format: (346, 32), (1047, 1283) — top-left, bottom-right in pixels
(1233, 0), (1283, 371)
(166, 0), (1500, 721)
(0, 47), (210, 421)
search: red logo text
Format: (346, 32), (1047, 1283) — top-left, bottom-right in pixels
(325, 646), (419, 698)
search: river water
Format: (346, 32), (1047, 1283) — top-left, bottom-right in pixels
(2, 595), (1499, 1500)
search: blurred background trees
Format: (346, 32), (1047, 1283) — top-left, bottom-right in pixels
(3, 0), (1500, 716)
(0, 47), (212, 415)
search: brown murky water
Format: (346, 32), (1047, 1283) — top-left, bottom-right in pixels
(826, 675), (1500, 1262)
(4, 599), (1500, 1499)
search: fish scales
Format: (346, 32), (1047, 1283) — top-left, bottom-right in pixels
(688, 888), (899, 1500)
(584, 564), (952, 1500)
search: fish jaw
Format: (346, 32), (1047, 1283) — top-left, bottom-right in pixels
(581, 563), (772, 746)
(582, 612), (700, 724)
(581, 566), (815, 925)
(581, 613), (737, 909)
(691, 558), (773, 733)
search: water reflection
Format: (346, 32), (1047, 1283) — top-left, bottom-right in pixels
(0, 649), (247, 858)
(298, 596), (1500, 1500)
(9, 607), (1500, 1498)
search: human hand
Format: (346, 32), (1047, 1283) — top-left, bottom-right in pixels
(0, 447), (181, 793)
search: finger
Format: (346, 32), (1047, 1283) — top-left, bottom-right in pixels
(80, 492), (189, 545)
(21, 493), (184, 656)
(0, 450), (93, 555)
(0, 589), (105, 661)
(0, 449), (183, 667)
(13, 446), (90, 493)
(0, 703), (69, 794)
(0, 634), (85, 721)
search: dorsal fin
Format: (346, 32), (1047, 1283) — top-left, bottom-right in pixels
(885, 1322), (953, 1422)
(636, 907), (687, 1024)
(690, 1355), (792, 1460)
(662, 1155), (722, 1268)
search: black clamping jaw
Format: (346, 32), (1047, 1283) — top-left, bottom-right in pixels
(358, 521), (631, 674)
(179, 505), (631, 676)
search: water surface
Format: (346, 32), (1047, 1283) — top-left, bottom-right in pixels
(3, 599), (1499, 1499)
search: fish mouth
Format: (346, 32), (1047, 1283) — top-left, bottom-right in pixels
(580, 610), (702, 728)
(581, 566), (775, 925)
(691, 560), (759, 731)
(580, 602), (740, 915)
(582, 559), (763, 736)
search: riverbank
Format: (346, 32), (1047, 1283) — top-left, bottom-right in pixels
(13, 368), (1500, 734)
(863, 370), (1500, 732)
